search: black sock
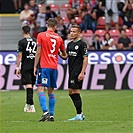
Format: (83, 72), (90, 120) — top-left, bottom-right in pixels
(26, 88), (34, 105)
(69, 93), (82, 114)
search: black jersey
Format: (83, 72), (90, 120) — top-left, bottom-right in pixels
(17, 37), (37, 71)
(66, 39), (88, 75)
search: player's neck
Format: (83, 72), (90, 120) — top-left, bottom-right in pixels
(23, 34), (31, 38)
(47, 27), (55, 31)
(73, 38), (81, 42)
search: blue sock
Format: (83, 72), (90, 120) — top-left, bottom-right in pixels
(48, 94), (56, 116)
(38, 92), (48, 113)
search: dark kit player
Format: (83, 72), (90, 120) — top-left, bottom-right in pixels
(59, 25), (88, 121)
(16, 26), (36, 112)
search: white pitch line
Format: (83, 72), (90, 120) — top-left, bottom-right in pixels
(10, 120), (133, 123)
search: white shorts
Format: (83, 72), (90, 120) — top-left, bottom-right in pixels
(105, 12), (119, 24)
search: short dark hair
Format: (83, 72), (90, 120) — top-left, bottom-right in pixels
(46, 5), (51, 10)
(121, 29), (126, 33)
(22, 26), (30, 34)
(71, 25), (81, 32)
(47, 18), (57, 28)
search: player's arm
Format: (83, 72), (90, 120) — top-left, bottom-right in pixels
(59, 39), (68, 60)
(16, 53), (22, 78)
(59, 50), (68, 60)
(16, 40), (23, 78)
(34, 46), (41, 76)
(78, 56), (88, 80)
(78, 43), (88, 81)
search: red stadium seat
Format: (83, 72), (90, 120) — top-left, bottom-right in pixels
(126, 29), (133, 41)
(111, 16), (123, 27)
(97, 16), (105, 29)
(60, 3), (70, 17)
(94, 29), (106, 40)
(109, 30), (120, 45)
(82, 30), (93, 43)
(62, 17), (69, 26)
(49, 4), (59, 14)
(75, 16), (82, 24)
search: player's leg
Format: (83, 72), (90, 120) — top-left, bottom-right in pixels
(25, 84), (36, 112)
(47, 87), (55, 122)
(25, 69), (36, 112)
(47, 69), (57, 121)
(68, 75), (85, 121)
(21, 70), (35, 112)
(37, 68), (50, 122)
(68, 88), (85, 121)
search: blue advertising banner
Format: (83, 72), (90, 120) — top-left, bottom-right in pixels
(0, 50), (133, 65)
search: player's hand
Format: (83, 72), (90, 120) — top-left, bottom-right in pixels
(16, 69), (21, 78)
(34, 67), (37, 76)
(78, 72), (84, 81)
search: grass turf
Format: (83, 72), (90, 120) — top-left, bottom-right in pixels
(0, 90), (132, 133)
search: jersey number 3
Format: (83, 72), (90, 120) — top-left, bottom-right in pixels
(50, 39), (56, 53)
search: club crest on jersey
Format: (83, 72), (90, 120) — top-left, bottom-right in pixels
(42, 78), (48, 84)
(75, 45), (79, 50)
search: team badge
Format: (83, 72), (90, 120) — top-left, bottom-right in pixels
(42, 78), (48, 84)
(75, 45), (79, 50)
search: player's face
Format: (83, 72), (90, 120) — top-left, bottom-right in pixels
(70, 28), (80, 39)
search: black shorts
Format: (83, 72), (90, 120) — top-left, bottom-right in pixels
(68, 72), (83, 89)
(21, 69), (36, 85)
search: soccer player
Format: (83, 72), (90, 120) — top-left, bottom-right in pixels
(16, 25), (36, 112)
(59, 25), (88, 121)
(34, 18), (66, 122)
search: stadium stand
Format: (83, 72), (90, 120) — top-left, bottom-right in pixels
(75, 16), (82, 25)
(125, 29), (133, 41)
(97, 16), (105, 29)
(62, 17), (69, 26)
(49, 3), (60, 15)
(94, 29), (106, 40)
(82, 30), (93, 43)
(60, 3), (70, 17)
(109, 30), (120, 46)
(111, 17), (123, 29)
(0, 15), (21, 50)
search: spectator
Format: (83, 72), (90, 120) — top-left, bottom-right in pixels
(29, 0), (39, 18)
(56, 17), (68, 40)
(80, 2), (97, 32)
(79, 33), (91, 50)
(93, 0), (105, 18)
(104, 0), (119, 31)
(36, 4), (46, 33)
(45, 5), (57, 21)
(102, 32), (116, 50)
(67, 18), (77, 33)
(64, 34), (72, 49)
(13, 0), (22, 13)
(117, 29), (132, 50)
(92, 34), (102, 50)
(20, 3), (35, 36)
(122, 0), (133, 28)
(67, 0), (84, 20)
(89, 0), (98, 8)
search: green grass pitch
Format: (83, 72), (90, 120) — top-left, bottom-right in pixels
(0, 90), (132, 133)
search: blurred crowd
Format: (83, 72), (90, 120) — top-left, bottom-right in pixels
(17, 0), (133, 50)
